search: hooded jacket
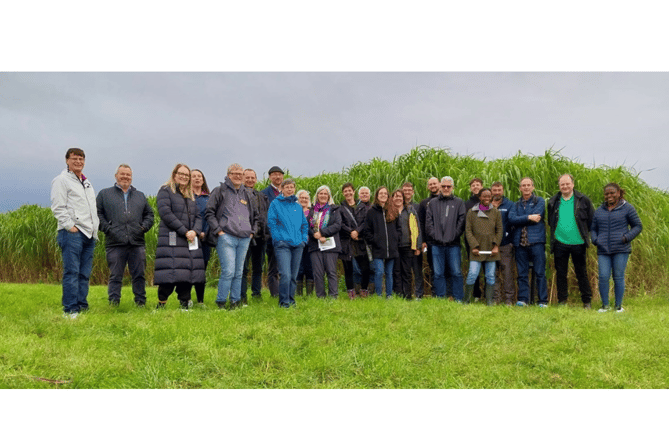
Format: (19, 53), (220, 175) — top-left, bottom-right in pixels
(590, 199), (642, 255)
(205, 177), (258, 246)
(267, 194), (309, 247)
(465, 205), (503, 261)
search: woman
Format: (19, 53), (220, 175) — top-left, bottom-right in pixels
(307, 185), (342, 298)
(591, 183), (643, 313)
(191, 169), (210, 306)
(295, 189), (314, 296)
(353, 186), (373, 296)
(362, 186), (400, 298)
(339, 183), (359, 299)
(391, 189), (422, 300)
(464, 188), (502, 305)
(267, 178), (309, 308)
(154, 163), (206, 310)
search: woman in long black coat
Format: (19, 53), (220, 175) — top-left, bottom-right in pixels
(154, 163), (206, 310)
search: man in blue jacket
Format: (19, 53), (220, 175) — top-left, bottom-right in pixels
(508, 177), (548, 307)
(96, 164), (155, 307)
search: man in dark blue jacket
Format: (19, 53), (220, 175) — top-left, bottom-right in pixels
(491, 181), (516, 305)
(96, 164), (155, 307)
(508, 177), (548, 307)
(261, 166), (284, 297)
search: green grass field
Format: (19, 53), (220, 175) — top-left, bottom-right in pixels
(2, 283), (668, 389)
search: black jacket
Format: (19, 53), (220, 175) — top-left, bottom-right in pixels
(425, 194), (466, 247)
(547, 190), (594, 253)
(96, 185), (154, 247)
(361, 204), (400, 259)
(307, 205), (343, 254)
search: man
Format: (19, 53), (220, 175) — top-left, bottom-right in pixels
(398, 181), (424, 299)
(418, 177), (440, 296)
(206, 163), (258, 309)
(96, 164), (154, 307)
(490, 181), (516, 305)
(425, 176), (466, 301)
(241, 168), (269, 304)
(547, 173), (595, 308)
(464, 177), (484, 301)
(261, 166), (284, 297)
(508, 177), (548, 307)
(51, 148), (99, 318)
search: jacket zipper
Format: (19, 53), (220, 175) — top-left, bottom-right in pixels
(383, 209), (389, 258)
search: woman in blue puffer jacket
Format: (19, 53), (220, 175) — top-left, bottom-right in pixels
(590, 183), (642, 313)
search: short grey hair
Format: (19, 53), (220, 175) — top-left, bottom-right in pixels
(281, 178), (296, 188)
(227, 163), (243, 175)
(296, 189), (310, 199)
(358, 186), (370, 194)
(441, 176), (454, 185)
(116, 164), (132, 174)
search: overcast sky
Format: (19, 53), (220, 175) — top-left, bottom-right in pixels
(1, 71), (667, 212)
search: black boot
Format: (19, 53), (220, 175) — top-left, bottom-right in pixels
(464, 284), (474, 304)
(485, 283), (495, 306)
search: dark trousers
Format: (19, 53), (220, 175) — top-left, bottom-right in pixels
(553, 241), (592, 304)
(311, 250), (339, 297)
(394, 247), (416, 298)
(194, 244), (210, 303)
(106, 245), (147, 305)
(265, 240), (280, 296)
(158, 282), (192, 307)
(341, 259), (354, 290)
(353, 254), (371, 289)
(242, 239), (265, 298)
(494, 243), (516, 304)
(412, 251), (424, 297)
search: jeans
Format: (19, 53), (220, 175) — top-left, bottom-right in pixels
(466, 260), (496, 286)
(372, 258), (395, 297)
(515, 243), (548, 304)
(242, 238), (265, 297)
(553, 241), (592, 304)
(274, 241), (305, 307)
(215, 234), (251, 304)
(431, 245), (464, 301)
(57, 229), (96, 313)
(106, 245), (147, 304)
(597, 253), (629, 308)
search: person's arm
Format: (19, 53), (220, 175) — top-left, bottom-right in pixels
(624, 205), (643, 243)
(141, 195), (155, 232)
(96, 190), (111, 234)
(50, 176), (76, 232)
(205, 187), (222, 236)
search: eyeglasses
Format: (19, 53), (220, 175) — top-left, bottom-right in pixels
(441, 185), (453, 189)
(176, 172), (190, 178)
(228, 172), (243, 176)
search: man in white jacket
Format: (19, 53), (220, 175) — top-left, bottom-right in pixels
(50, 148), (99, 318)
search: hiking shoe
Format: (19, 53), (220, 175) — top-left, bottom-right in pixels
(109, 300), (120, 307)
(583, 303), (592, 310)
(155, 302), (166, 310)
(516, 301), (527, 307)
(187, 300), (193, 308)
(216, 301), (228, 310)
(62, 312), (79, 319)
(616, 306), (625, 313)
(538, 303), (548, 308)
(598, 306), (610, 313)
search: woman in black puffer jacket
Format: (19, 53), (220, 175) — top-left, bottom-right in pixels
(154, 163), (206, 309)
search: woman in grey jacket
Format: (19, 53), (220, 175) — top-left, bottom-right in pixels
(591, 183), (642, 313)
(154, 164), (206, 310)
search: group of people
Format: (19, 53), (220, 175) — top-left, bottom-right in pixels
(50, 147), (643, 318)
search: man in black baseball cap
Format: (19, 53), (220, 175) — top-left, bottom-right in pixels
(262, 166), (285, 296)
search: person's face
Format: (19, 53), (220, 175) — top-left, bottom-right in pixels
(343, 186), (354, 202)
(604, 186), (620, 206)
(491, 185), (504, 200)
(191, 170), (203, 189)
(317, 189), (330, 205)
(358, 188), (370, 203)
(470, 181), (482, 195)
(298, 192), (310, 208)
(228, 169), (244, 187)
(377, 188), (388, 205)
(402, 185), (414, 203)
(427, 178), (439, 194)
(243, 170), (257, 189)
(441, 180), (454, 197)
(66, 154), (85, 175)
(115, 167), (133, 189)
(175, 166), (190, 187)
(519, 179), (534, 197)
(559, 175), (574, 197)
(270, 171), (284, 187)
(282, 183), (295, 197)
(479, 190), (492, 207)
(392, 191), (404, 208)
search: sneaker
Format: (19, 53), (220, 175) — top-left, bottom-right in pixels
(538, 303), (548, 308)
(516, 301), (527, 307)
(616, 306), (625, 313)
(62, 312), (79, 319)
(216, 301), (227, 310)
(598, 306), (610, 313)
(583, 303), (592, 310)
(187, 300), (193, 308)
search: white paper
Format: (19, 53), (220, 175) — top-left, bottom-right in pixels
(189, 237), (199, 250)
(319, 237), (336, 251)
(478, 251), (492, 255)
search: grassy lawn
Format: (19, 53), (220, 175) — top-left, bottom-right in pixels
(2, 283), (668, 389)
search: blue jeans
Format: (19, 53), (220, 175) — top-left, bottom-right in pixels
(598, 253), (630, 308)
(431, 245), (464, 301)
(274, 241), (305, 307)
(57, 229), (96, 313)
(372, 258), (395, 297)
(515, 243), (548, 304)
(466, 260), (496, 286)
(215, 234), (251, 304)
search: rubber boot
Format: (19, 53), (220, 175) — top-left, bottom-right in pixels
(485, 283), (495, 306)
(464, 284), (474, 304)
(296, 281), (304, 297)
(306, 279), (314, 296)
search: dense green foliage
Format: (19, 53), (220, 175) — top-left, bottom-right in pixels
(1, 283), (668, 389)
(1, 146), (667, 300)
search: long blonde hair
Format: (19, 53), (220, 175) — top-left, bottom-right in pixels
(164, 163), (194, 200)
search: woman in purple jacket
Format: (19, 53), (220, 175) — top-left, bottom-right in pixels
(591, 183), (643, 313)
